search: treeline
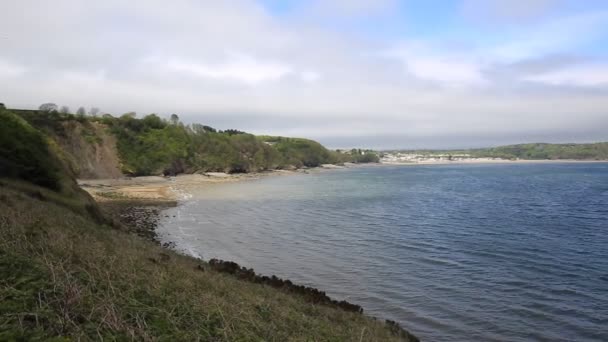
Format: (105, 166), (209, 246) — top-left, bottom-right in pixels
(387, 142), (608, 161)
(470, 143), (608, 160)
(8, 106), (379, 176)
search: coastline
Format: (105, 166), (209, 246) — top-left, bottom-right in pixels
(78, 165), (363, 202)
(81, 167), (420, 341)
(80, 171), (294, 201)
(78, 160), (604, 341)
(79, 159), (607, 203)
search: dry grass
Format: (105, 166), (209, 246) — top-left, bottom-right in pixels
(0, 186), (416, 341)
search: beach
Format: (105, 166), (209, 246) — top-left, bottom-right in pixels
(79, 160), (607, 202)
(79, 171), (295, 201)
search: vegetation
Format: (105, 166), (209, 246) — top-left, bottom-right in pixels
(10, 106), (380, 177)
(472, 143), (608, 160)
(387, 142), (608, 161)
(0, 110), (415, 341)
(0, 109), (63, 190)
(0, 185), (417, 341)
(0, 108), (105, 223)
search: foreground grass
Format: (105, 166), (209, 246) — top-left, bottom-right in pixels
(0, 186), (415, 341)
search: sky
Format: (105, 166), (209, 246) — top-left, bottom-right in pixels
(1, 0), (607, 149)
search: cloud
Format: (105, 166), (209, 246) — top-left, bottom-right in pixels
(0, 59), (27, 77)
(523, 64), (608, 87)
(300, 71), (322, 82)
(461, 0), (559, 23)
(307, 0), (398, 17)
(167, 55), (293, 84)
(0, 0), (607, 148)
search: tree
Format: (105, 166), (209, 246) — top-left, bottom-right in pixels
(39, 103), (58, 112)
(89, 107), (100, 116)
(59, 105), (70, 114)
(170, 113), (179, 125)
(223, 129), (245, 135)
(191, 123), (216, 134)
(0, 103), (5, 110)
(142, 114), (165, 130)
(76, 107), (86, 116)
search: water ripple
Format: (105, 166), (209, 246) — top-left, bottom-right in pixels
(158, 163), (608, 341)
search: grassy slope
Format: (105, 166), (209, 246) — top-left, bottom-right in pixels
(0, 186), (413, 341)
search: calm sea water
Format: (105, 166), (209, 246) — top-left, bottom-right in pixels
(158, 163), (608, 341)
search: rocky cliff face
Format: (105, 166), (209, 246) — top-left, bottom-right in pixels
(52, 121), (123, 179)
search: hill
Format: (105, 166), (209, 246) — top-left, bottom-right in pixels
(0, 107), (415, 341)
(385, 142), (608, 161)
(11, 108), (379, 178)
(471, 143), (608, 160)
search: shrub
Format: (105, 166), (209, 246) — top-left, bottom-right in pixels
(0, 109), (62, 190)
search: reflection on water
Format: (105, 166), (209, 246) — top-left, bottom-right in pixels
(158, 163), (608, 342)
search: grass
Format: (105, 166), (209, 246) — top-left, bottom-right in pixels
(0, 185), (417, 341)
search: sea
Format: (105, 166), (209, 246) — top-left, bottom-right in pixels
(157, 163), (608, 341)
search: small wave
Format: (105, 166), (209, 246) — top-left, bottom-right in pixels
(169, 186), (193, 201)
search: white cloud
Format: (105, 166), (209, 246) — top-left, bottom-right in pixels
(383, 44), (486, 86)
(523, 64), (608, 87)
(300, 71), (322, 83)
(0, 59), (26, 77)
(308, 0), (398, 16)
(167, 55), (293, 84)
(0, 0), (606, 148)
(405, 58), (485, 86)
(461, 0), (558, 23)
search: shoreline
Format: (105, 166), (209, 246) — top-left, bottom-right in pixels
(80, 170), (297, 202)
(80, 159), (607, 202)
(84, 167), (420, 341)
(78, 165), (364, 202)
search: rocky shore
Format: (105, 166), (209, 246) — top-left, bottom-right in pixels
(98, 198), (177, 243)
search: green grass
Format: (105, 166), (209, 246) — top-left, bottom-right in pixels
(0, 186), (416, 341)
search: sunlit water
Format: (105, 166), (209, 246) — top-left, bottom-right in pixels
(158, 163), (608, 341)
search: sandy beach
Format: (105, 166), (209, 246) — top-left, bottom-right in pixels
(78, 170), (310, 202)
(79, 160), (607, 201)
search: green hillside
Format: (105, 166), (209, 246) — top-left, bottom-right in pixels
(387, 142), (608, 160)
(0, 107), (415, 341)
(472, 143), (608, 160)
(11, 108), (379, 177)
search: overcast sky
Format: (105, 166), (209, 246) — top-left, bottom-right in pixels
(1, 0), (607, 149)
